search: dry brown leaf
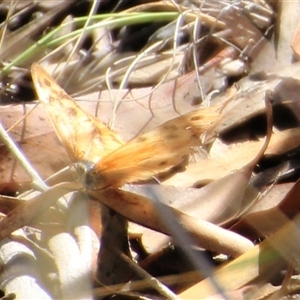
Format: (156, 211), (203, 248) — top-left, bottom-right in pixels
(244, 182), (293, 214)
(89, 188), (253, 257)
(276, 2), (300, 66)
(165, 128), (300, 187)
(231, 178), (300, 239)
(0, 133), (70, 193)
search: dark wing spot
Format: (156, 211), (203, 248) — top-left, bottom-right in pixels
(158, 160), (168, 166)
(43, 78), (51, 87)
(136, 136), (147, 143)
(165, 134), (179, 140)
(163, 124), (179, 131)
(67, 107), (77, 117)
(91, 128), (100, 136)
(190, 116), (201, 121)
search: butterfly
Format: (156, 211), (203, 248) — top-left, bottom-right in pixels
(31, 63), (221, 190)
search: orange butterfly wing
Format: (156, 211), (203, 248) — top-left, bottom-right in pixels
(84, 107), (220, 189)
(31, 63), (124, 163)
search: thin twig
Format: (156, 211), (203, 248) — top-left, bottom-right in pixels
(0, 122), (48, 191)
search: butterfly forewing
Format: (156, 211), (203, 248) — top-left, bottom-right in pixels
(31, 63), (124, 163)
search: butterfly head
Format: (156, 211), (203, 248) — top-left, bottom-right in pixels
(69, 161), (110, 190)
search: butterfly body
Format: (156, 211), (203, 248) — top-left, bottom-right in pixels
(31, 63), (220, 189)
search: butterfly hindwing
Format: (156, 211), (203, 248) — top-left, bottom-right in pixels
(88, 107), (220, 188)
